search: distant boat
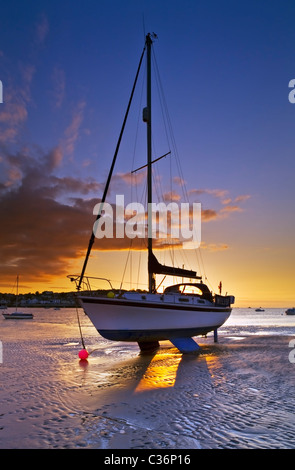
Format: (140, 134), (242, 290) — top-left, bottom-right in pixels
(68, 33), (234, 353)
(3, 311), (34, 319)
(255, 307), (265, 312)
(2, 276), (34, 320)
(285, 308), (295, 315)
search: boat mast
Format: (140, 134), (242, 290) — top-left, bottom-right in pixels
(146, 33), (154, 293)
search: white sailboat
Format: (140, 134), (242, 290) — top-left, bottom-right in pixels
(69, 34), (234, 352)
(3, 276), (34, 320)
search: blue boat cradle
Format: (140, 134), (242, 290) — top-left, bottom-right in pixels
(137, 328), (219, 354)
(170, 328), (218, 354)
(170, 337), (201, 353)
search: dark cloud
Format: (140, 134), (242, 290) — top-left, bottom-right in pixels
(0, 147), (101, 285)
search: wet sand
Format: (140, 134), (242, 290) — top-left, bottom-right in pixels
(0, 309), (294, 449)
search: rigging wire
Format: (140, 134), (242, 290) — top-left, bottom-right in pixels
(75, 298), (86, 350)
(151, 46), (210, 285)
(119, 65), (146, 291)
(77, 40), (147, 291)
(152, 49), (189, 272)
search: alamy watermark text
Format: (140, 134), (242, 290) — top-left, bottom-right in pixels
(288, 79), (295, 103)
(92, 195), (201, 249)
(289, 339), (295, 364)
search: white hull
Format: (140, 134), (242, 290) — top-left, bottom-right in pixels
(79, 292), (231, 343)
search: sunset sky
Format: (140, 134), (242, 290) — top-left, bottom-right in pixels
(0, 0), (295, 307)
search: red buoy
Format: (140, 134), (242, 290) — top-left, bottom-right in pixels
(78, 349), (89, 360)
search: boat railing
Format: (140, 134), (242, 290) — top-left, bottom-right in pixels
(215, 294), (235, 307)
(67, 275), (114, 294)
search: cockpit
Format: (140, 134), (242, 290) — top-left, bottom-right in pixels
(164, 283), (213, 302)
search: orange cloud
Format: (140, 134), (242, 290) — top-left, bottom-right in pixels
(188, 188), (229, 199)
(163, 191), (181, 202)
(173, 176), (186, 186)
(187, 187), (251, 222)
(200, 242), (229, 251)
(234, 194), (251, 203)
(220, 205), (243, 214)
(202, 209), (218, 221)
(115, 171), (146, 186)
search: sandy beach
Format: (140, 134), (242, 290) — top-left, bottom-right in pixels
(0, 308), (294, 449)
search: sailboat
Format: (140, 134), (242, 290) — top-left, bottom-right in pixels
(69, 34), (234, 353)
(285, 308), (295, 315)
(3, 276), (34, 320)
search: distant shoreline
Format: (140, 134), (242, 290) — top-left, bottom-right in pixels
(1, 302), (77, 308)
(1, 290), (293, 310)
(0, 289), (125, 309)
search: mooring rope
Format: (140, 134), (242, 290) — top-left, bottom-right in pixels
(74, 293), (86, 350)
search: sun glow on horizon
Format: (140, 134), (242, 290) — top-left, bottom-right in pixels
(1, 244), (294, 309)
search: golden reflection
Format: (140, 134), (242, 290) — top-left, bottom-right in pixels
(135, 348), (182, 392)
(205, 352), (225, 384)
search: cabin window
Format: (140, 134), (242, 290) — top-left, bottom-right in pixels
(181, 285), (203, 296)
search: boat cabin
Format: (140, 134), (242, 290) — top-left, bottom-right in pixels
(164, 283), (213, 302)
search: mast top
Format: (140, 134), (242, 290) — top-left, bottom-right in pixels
(146, 32), (158, 44)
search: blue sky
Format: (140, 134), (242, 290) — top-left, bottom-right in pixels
(0, 0), (295, 305)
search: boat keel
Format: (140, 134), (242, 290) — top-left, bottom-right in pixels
(170, 337), (201, 354)
(138, 341), (160, 354)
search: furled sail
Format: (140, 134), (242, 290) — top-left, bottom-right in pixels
(148, 251), (201, 279)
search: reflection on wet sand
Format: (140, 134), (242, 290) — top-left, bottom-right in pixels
(133, 345), (224, 394)
(134, 349), (183, 392)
